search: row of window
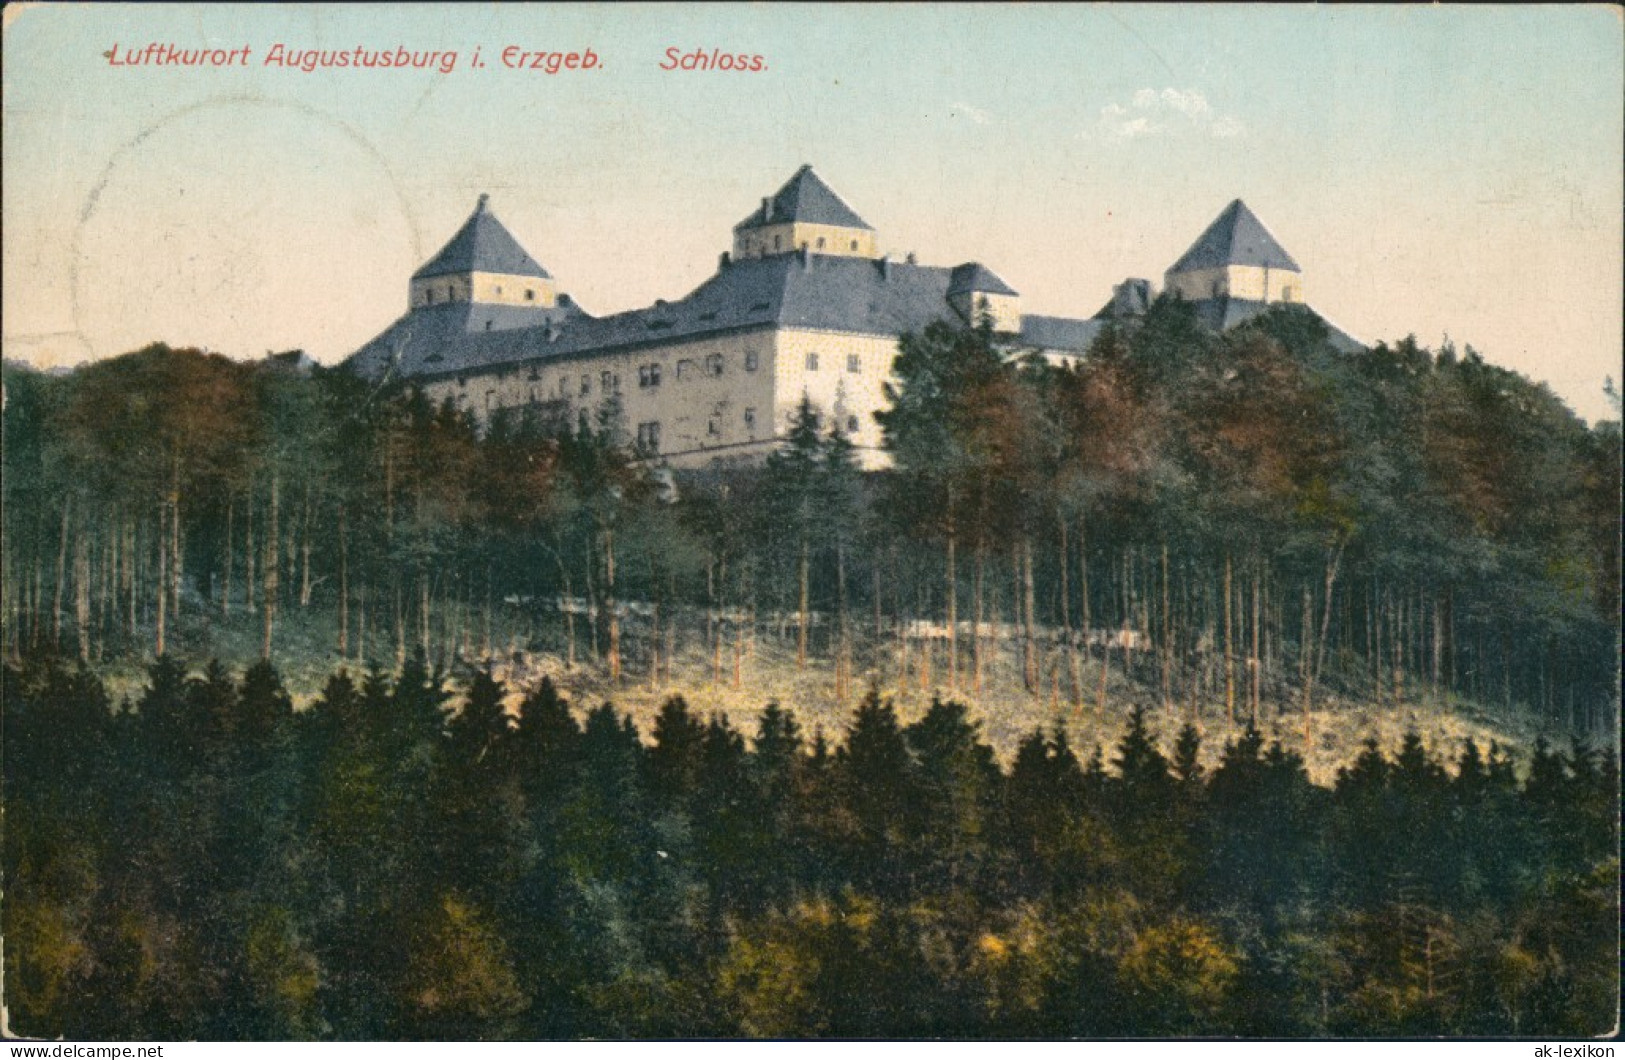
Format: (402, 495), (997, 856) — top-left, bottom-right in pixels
(629, 408), (862, 455)
(421, 284), (540, 306)
(743, 235), (863, 256)
(635, 350), (760, 388)
(802, 352), (865, 373)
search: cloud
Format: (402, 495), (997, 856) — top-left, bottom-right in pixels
(949, 101), (991, 125)
(1087, 87), (1242, 141)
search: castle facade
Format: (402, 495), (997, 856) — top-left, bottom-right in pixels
(348, 166), (1356, 469)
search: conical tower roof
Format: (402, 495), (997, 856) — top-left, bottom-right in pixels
(412, 194), (551, 280)
(735, 165), (873, 231)
(1168, 199), (1299, 273)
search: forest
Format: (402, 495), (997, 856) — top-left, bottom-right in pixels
(3, 656), (1617, 1037)
(1, 296), (1619, 1037)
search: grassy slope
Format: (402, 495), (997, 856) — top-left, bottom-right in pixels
(73, 598), (1591, 786)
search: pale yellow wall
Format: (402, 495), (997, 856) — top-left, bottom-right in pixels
(734, 223), (878, 260)
(770, 328), (901, 470)
(1164, 264), (1303, 304)
(950, 291), (1022, 333)
(425, 328), (783, 468)
(423, 324), (904, 470)
(410, 270), (557, 309)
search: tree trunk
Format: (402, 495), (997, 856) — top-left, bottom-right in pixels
(797, 535), (809, 670)
(53, 498), (71, 652)
(973, 536), (985, 693)
(836, 538), (849, 702)
(1022, 536), (1037, 694)
(338, 506), (349, 656)
(945, 524), (958, 692)
(263, 473), (279, 661)
(170, 456), (182, 622)
(604, 526), (620, 686)
(1250, 562), (1261, 724)
(1223, 552), (1235, 724)
(222, 500), (233, 619)
(1160, 539), (1172, 715)
(74, 519), (90, 663)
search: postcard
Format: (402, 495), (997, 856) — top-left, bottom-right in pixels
(2, 2), (1619, 1046)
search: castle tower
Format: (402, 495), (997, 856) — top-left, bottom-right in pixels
(733, 165), (879, 260)
(409, 194), (558, 309)
(947, 262), (1022, 333)
(1164, 199), (1303, 305)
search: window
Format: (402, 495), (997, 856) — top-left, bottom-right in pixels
(707, 419), (721, 438)
(578, 409), (589, 433)
(774, 235), (782, 250)
(806, 352), (819, 371)
(743, 407), (757, 432)
(639, 362), (662, 388)
(559, 377), (570, 397)
(744, 350), (759, 372)
(846, 415), (859, 434)
(524, 289), (535, 301)
(580, 375), (591, 396)
(601, 371), (614, 393)
(817, 237), (826, 249)
(495, 285), (503, 296)
(529, 388), (538, 404)
(637, 421), (661, 452)
(1282, 285), (1296, 303)
(846, 353), (861, 373)
(850, 240), (858, 251)
(705, 353), (724, 376)
(677, 358), (696, 380)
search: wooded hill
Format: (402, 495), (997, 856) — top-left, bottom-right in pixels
(3, 656), (1618, 1037)
(1, 298), (1618, 739)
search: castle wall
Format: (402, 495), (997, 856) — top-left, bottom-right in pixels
(417, 324), (902, 471)
(770, 327), (901, 470)
(735, 223), (878, 260)
(1164, 265), (1303, 304)
(410, 270), (556, 309)
(950, 291), (1023, 334)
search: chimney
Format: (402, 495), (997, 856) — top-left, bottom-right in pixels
(905, 251), (917, 265)
(799, 244), (810, 269)
(879, 254), (891, 280)
(761, 196), (772, 221)
(719, 251), (731, 271)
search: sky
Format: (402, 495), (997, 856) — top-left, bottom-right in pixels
(4, 3), (1621, 423)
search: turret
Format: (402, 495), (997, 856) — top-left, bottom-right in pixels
(1163, 199), (1303, 305)
(732, 165), (879, 260)
(409, 194), (559, 309)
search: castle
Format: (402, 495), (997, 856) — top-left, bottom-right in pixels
(347, 166), (1359, 469)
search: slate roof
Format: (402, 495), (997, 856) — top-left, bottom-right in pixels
(1185, 297), (1364, 353)
(350, 251), (1101, 382)
(1168, 199), (1300, 274)
(947, 262), (1019, 298)
(735, 165), (873, 232)
(1019, 314), (1104, 353)
(412, 195), (552, 281)
(1094, 278), (1154, 319)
